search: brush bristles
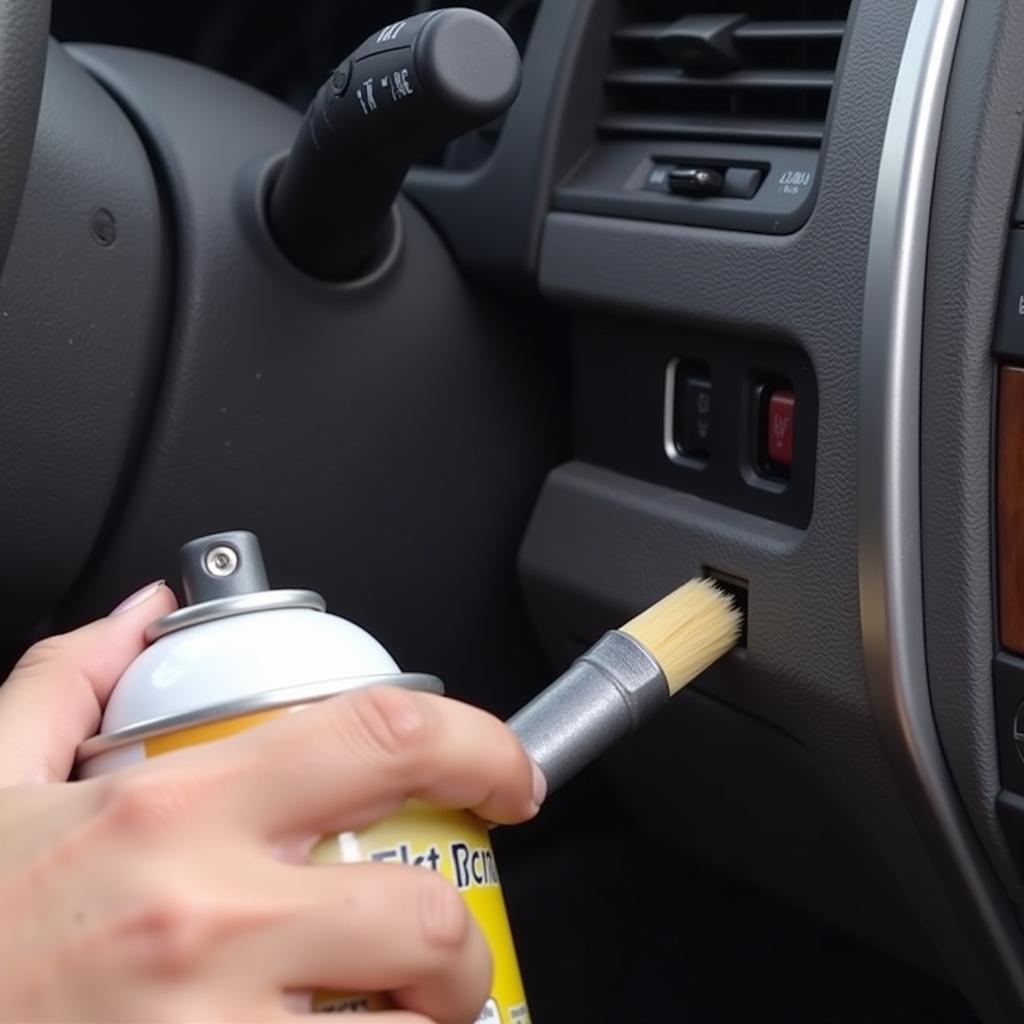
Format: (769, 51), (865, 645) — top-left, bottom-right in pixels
(619, 578), (742, 695)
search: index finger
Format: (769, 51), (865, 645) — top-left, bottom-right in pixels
(164, 687), (541, 837)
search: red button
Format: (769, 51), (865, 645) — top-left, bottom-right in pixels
(767, 390), (795, 467)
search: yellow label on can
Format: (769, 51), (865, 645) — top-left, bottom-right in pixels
(311, 802), (528, 1020)
(142, 709), (531, 1022)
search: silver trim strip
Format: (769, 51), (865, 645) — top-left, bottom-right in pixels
(75, 673), (446, 761)
(662, 356), (707, 468)
(858, 0), (1024, 1008)
(663, 356), (681, 463)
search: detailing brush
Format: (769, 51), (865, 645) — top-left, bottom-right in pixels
(508, 578), (743, 793)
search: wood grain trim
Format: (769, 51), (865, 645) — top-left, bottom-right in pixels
(998, 366), (1024, 654)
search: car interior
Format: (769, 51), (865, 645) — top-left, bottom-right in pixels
(5, 0), (1024, 1020)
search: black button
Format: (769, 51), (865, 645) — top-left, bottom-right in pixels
(994, 230), (1024, 359)
(331, 59), (352, 96)
(667, 167), (723, 197)
(676, 374), (712, 457)
(721, 167), (763, 200)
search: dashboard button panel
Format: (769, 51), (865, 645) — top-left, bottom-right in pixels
(576, 319), (817, 528)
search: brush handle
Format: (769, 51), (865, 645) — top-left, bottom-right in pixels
(507, 630), (668, 794)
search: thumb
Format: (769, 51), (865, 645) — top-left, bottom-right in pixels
(0, 582), (178, 785)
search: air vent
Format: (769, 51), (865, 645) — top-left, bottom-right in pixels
(603, 0), (853, 147)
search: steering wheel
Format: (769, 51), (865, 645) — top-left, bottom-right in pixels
(0, 1), (50, 275)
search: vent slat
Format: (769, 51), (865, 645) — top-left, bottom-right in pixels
(599, 112), (824, 145)
(613, 19), (847, 45)
(612, 22), (671, 43)
(734, 20), (846, 43)
(606, 67), (835, 91)
(603, 2), (851, 147)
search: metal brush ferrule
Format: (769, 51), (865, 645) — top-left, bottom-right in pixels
(507, 630), (668, 795)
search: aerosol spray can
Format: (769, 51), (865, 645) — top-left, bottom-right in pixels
(77, 531), (529, 1022)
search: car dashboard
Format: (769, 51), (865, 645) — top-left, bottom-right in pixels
(7, 0), (1024, 1020)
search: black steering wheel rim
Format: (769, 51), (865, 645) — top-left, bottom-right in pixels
(0, 1), (51, 276)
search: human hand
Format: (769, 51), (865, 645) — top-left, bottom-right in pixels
(0, 585), (542, 1022)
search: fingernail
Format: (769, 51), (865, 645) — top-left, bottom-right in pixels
(111, 580), (165, 616)
(531, 759), (548, 809)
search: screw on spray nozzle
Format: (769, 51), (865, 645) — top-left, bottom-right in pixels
(179, 531), (270, 605)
